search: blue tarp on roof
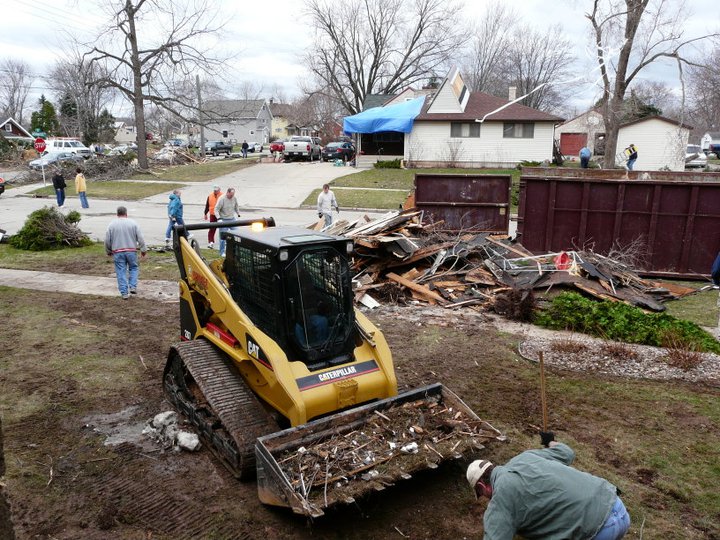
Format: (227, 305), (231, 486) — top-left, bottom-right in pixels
(343, 96), (425, 134)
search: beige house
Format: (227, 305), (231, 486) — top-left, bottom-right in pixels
(555, 109), (606, 157)
(269, 101), (293, 139)
(114, 121), (137, 144)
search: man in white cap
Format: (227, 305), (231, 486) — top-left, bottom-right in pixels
(467, 433), (630, 539)
(203, 184), (222, 248)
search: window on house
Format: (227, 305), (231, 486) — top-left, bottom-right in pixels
(3, 123), (11, 132)
(503, 123), (535, 138)
(450, 122), (480, 138)
(222, 130), (228, 138)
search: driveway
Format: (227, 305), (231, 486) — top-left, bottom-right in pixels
(0, 162), (380, 246)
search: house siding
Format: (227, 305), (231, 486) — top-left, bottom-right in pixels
(555, 110), (605, 155)
(405, 121), (555, 167)
(426, 83), (463, 114)
(616, 118), (687, 171)
(206, 107), (273, 144)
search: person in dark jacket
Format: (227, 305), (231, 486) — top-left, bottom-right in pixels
(467, 432), (630, 540)
(625, 144), (638, 171)
(51, 168), (67, 207)
(241, 140), (249, 159)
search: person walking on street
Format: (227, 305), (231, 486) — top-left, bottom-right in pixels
(466, 432), (630, 540)
(203, 185), (222, 249)
(52, 168), (66, 207)
(75, 168), (89, 208)
(241, 140), (249, 159)
(105, 206), (147, 300)
(317, 184), (339, 228)
(214, 187), (241, 257)
(579, 146), (592, 169)
(165, 189), (185, 247)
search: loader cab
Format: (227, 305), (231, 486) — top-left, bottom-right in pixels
(223, 226), (357, 371)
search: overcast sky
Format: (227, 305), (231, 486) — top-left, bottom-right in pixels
(2, 0), (717, 117)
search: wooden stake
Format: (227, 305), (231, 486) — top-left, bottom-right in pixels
(539, 351), (549, 432)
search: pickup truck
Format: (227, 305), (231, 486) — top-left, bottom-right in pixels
(283, 136), (322, 161)
(205, 141), (233, 156)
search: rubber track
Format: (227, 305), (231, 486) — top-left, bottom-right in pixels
(165, 339), (278, 477)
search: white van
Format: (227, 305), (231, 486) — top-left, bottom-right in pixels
(43, 138), (93, 159)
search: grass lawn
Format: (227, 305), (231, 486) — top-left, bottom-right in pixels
(129, 158), (256, 182)
(303, 167), (521, 210)
(661, 280), (719, 328)
(28, 181), (184, 200)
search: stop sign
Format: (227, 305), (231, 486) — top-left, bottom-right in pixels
(34, 138), (46, 153)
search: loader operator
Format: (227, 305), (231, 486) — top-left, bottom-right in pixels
(467, 433), (630, 540)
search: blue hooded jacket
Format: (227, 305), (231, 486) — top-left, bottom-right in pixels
(167, 193), (183, 219)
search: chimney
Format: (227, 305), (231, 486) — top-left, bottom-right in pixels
(269, 97), (274, 104)
(508, 86), (517, 101)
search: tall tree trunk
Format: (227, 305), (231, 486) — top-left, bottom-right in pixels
(126, 1), (149, 170)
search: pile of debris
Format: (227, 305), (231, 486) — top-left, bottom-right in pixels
(314, 210), (697, 313)
(276, 395), (503, 508)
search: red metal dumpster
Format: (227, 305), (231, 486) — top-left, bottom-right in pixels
(517, 169), (720, 277)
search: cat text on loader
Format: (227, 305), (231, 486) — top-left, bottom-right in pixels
(163, 218), (503, 517)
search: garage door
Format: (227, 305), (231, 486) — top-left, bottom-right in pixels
(560, 133), (587, 156)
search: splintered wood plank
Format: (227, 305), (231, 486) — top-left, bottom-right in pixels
(387, 272), (448, 305)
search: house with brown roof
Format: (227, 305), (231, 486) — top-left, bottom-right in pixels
(406, 68), (564, 167)
(353, 68), (564, 167)
(0, 117), (33, 144)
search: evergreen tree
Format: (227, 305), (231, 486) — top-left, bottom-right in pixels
(96, 108), (116, 143)
(30, 95), (60, 136)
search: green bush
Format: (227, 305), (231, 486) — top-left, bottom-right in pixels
(536, 291), (720, 354)
(374, 159), (402, 169)
(9, 207), (92, 251)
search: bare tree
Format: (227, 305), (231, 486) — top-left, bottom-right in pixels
(46, 54), (117, 143)
(688, 39), (720, 136)
(459, 1), (517, 96)
(0, 59), (33, 125)
(586, 0), (718, 168)
(304, 0), (466, 115)
(505, 24), (576, 112)
(83, 0), (227, 169)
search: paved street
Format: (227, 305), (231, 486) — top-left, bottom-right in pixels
(0, 161), (384, 245)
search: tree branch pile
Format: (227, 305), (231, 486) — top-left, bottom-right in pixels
(9, 207), (92, 251)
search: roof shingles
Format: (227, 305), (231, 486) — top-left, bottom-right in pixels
(417, 92), (564, 123)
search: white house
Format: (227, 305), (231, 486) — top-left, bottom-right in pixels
(615, 116), (690, 171)
(114, 121), (137, 144)
(406, 68), (564, 168)
(700, 131), (720, 152)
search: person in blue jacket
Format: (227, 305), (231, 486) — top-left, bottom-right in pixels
(165, 189), (184, 247)
(579, 146), (592, 168)
(711, 252), (720, 289)
(467, 432), (630, 540)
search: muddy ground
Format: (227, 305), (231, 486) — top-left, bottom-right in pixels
(1, 288), (718, 539)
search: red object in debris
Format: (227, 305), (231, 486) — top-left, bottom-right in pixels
(554, 252), (571, 270)
(34, 138), (46, 153)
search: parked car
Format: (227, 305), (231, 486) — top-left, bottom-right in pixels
(283, 136), (322, 161)
(42, 138), (94, 159)
(685, 144), (708, 168)
(205, 141), (233, 156)
(247, 141), (263, 153)
(29, 152), (85, 170)
(269, 140), (285, 153)
(322, 141), (355, 162)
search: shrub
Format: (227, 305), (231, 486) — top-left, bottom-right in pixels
(9, 207), (92, 251)
(535, 292), (720, 354)
(374, 159), (402, 169)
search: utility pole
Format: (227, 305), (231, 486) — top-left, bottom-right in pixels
(196, 75), (205, 158)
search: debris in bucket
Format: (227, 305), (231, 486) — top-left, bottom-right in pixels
(275, 396), (503, 508)
(142, 411), (201, 452)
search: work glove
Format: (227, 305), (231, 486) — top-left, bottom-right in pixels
(318, 212), (323, 218)
(336, 207), (340, 214)
(540, 431), (555, 447)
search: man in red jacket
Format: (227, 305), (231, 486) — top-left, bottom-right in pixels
(203, 185), (222, 248)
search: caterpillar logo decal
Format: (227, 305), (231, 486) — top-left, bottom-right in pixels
(296, 360), (379, 391)
(246, 336), (272, 370)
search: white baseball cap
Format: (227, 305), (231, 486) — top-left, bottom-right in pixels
(466, 459), (493, 490)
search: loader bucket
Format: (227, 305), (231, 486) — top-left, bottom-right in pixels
(255, 383), (504, 517)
